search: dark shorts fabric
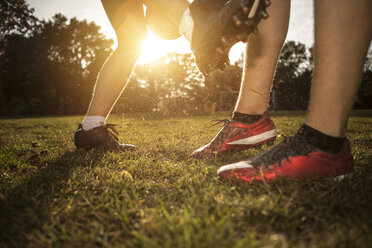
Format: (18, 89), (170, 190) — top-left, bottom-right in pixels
(101, 0), (145, 31)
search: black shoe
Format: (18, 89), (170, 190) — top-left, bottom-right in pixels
(190, 0), (270, 75)
(74, 124), (135, 151)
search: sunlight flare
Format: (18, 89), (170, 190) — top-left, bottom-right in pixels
(137, 30), (244, 65)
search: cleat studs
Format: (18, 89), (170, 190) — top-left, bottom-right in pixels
(248, 0), (260, 18)
(244, 19), (255, 26)
(267, 140), (274, 146)
(242, 6), (249, 14)
(233, 15), (242, 26)
(221, 36), (227, 44)
(216, 47), (224, 54)
(265, 0), (271, 7)
(235, 34), (243, 41)
(254, 145), (263, 150)
(260, 10), (269, 19)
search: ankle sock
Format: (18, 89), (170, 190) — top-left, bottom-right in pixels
(179, 8), (194, 42)
(296, 124), (346, 153)
(232, 111), (263, 124)
(82, 116), (106, 131)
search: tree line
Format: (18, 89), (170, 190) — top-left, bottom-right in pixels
(1, 0), (371, 116)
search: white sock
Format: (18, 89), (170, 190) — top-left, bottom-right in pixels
(179, 8), (194, 42)
(82, 116), (106, 131)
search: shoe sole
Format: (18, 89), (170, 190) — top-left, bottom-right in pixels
(197, 0), (271, 74)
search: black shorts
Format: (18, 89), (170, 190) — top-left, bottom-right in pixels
(101, 0), (145, 31)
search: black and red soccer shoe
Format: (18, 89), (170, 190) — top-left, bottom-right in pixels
(217, 133), (354, 183)
(190, 0), (271, 74)
(190, 111), (277, 158)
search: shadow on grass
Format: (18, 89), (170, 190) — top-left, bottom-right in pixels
(229, 174), (372, 243)
(0, 149), (106, 247)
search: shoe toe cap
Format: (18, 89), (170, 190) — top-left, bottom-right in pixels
(190, 144), (210, 158)
(119, 143), (136, 151)
(217, 160), (253, 175)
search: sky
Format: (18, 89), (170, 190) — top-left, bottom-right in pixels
(26, 0), (314, 64)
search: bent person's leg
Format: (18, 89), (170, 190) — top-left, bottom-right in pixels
(76, 0), (191, 151)
(85, 0), (147, 120)
(75, 0), (147, 151)
(84, 0), (190, 126)
(218, 0), (372, 183)
(190, 0), (290, 158)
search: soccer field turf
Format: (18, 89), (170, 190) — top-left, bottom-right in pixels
(0, 111), (371, 247)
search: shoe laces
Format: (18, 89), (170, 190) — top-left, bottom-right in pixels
(94, 124), (120, 142)
(204, 119), (232, 148)
(204, 119), (231, 128)
(251, 134), (316, 168)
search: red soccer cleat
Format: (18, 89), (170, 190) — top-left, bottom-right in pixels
(190, 112), (277, 158)
(217, 134), (355, 183)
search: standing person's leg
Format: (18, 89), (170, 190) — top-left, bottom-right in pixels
(305, 0), (372, 137)
(218, 0), (372, 183)
(235, 0), (290, 115)
(190, 0), (290, 158)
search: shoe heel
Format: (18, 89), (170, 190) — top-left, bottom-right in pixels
(334, 173), (354, 182)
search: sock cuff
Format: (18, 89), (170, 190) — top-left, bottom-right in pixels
(82, 116), (106, 131)
(232, 111), (263, 124)
(296, 124), (346, 153)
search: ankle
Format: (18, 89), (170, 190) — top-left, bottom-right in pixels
(232, 111), (264, 124)
(296, 124), (347, 154)
(82, 116), (106, 131)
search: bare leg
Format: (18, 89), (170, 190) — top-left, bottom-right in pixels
(86, 0), (189, 118)
(217, 0), (372, 183)
(234, 0), (290, 115)
(144, 0), (189, 27)
(86, 1), (147, 117)
(190, 0), (291, 158)
(85, 26), (145, 117)
(305, 0), (372, 137)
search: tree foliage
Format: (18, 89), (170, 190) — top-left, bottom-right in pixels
(271, 41), (312, 110)
(0, 0), (38, 41)
(116, 53), (206, 115)
(0, 0), (39, 114)
(1, 11), (371, 116)
(3, 14), (112, 114)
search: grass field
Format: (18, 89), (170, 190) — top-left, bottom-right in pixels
(0, 111), (371, 247)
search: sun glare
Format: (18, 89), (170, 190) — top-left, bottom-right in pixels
(137, 30), (245, 65)
(138, 31), (191, 64)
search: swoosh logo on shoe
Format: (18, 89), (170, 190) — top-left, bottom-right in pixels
(227, 129), (277, 145)
(217, 161), (253, 175)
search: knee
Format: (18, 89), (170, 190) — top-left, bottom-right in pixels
(115, 14), (148, 52)
(145, 6), (181, 40)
